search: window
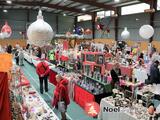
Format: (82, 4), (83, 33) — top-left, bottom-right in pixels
(77, 15), (92, 22)
(105, 11), (115, 16)
(97, 11), (105, 18)
(157, 0), (160, 10)
(97, 10), (115, 18)
(121, 3), (150, 15)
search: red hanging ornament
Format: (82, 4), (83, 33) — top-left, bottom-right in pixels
(97, 24), (104, 30)
(66, 31), (71, 37)
(106, 28), (110, 33)
(85, 28), (92, 35)
(1, 21), (12, 38)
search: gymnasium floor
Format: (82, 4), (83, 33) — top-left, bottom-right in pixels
(21, 60), (97, 120)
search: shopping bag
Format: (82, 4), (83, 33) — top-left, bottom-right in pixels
(58, 101), (66, 113)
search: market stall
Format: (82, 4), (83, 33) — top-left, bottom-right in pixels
(98, 97), (151, 120)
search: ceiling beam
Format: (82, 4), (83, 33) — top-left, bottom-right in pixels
(138, 0), (152, 4)
(1, 1), (93, 15)
(70, 0), (116, 11)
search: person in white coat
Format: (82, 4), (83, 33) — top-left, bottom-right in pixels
(18, 48), (24, 66)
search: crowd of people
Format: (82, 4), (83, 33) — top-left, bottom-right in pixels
(1, 41), (160, 120)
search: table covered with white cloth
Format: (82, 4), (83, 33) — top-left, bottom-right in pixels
(23, 51), (38, 64)
(98, 97), (150, 120)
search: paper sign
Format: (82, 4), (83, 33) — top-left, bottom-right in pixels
(0, 53), (12, 72)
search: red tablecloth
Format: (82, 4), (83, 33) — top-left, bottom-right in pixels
(49, 70), (57, 86)
(74, 85), (95, 109)
(106, 63), (133, 77)
(0, 72), (11, 120)
(60, 55), (69, 61)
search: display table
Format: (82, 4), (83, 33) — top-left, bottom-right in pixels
(49, 69), (58, 86)
(106, 62), (133, 77)
(136, 84), (160, 102)
(119, 80), (143, 91)
(107, 76), (143, 92)
(74, 84), (109, 109)
(98, 97), (150, 120)
(133, 68), (148, 83)
(22, 85), (59, 120)
(23, 52), (35, 64)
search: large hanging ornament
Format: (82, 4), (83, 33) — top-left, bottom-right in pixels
(139, 25), (154, 39)
(97, 24), (104, 30)
(121, 27), (130, 40)
(74, 26), (84, 35)
(0, 33), (5, 39)
(27, 10), (54, 47)
(65, 31), (71, 37)
(85, 28), (92, 35)
(1, 21), (12, 38)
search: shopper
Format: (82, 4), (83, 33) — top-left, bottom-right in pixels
(14, 49), (19, 65)
(150, 60), (160, 84)
(52, 74), (70, 120)
(36, 47), (42, 58)
(7, 44), (12, 54)
(48, 49), (56, 64)
(18, 48), (24, 66)
(36, 59), (50, 94)
(110, 63), (121, 89)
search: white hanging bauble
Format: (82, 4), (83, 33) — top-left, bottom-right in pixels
(27, 10), (54, 47)
(0, 33), (5, 39)
(3, 32), (11, 38)
(139, 25), (154, 39)
(121, 27), (130, 40)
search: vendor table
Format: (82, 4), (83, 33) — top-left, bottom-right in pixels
(107, 76), (143, 92)
(22, 85), (59, 120)
(74, 84), (110, 109)
(23, 52), (36, 64)
(98, 97), (149, 120)
(49, 69), (58, 86)
(106, 62), (133, 77)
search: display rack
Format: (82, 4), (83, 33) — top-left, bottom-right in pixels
(74, 51), (112, 109)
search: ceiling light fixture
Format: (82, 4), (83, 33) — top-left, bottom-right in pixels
(6, 0), (12, 4)
(82, 8), (86, 11)
(63, 13), (66, 16)
(114, 0), (120, 3)
(3, 10), (8, 13)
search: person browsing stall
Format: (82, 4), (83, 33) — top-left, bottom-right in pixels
(52, 74), (70, 120)
(110, 63), (121, 89)
(150, 60), (160, 84)
(36, 58), (50, 94)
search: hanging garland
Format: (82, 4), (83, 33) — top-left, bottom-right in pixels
(96, 16), (113, 38)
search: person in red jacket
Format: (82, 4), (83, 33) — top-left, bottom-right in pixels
(52, 74), (70, 120)
(36, 59), (50, 94)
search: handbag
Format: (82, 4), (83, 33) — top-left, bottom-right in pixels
(58, 90), (66, 113)
(58, 101), (66, 113)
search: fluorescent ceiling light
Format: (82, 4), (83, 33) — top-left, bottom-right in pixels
(82, 8), (86, 11)
(114, 0), (120, 3)
(3, 9), (8, 13)
(6, 0), (12, 4)
(63, 13), (66, 16)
